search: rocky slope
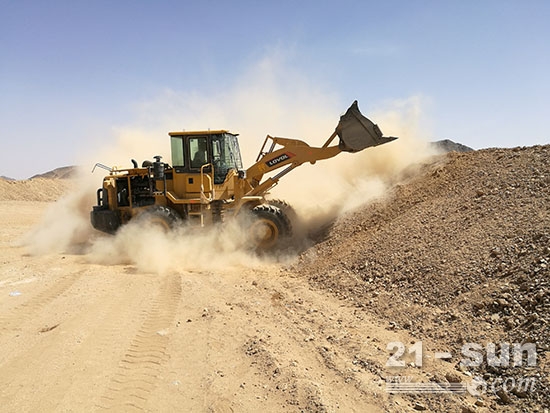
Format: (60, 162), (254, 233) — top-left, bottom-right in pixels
(294, 145), (549, 410)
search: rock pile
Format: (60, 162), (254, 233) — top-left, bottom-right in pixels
(295, 145), (549, 410)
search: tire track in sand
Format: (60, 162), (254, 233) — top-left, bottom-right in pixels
(0, 270), (84, 335)
(98, 273), (182, 411)
(0, 270), (159, 412)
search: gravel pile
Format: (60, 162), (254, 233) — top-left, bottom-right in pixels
(295, 145), (549, 410)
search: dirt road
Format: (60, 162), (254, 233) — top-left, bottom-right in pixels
(0, 201), (413, 412)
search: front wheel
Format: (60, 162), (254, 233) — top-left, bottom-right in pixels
(134, 205), (181, 231)
(248, 204), (292, 251)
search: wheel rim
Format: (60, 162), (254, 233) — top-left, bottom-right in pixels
(250, 218), (279, 249)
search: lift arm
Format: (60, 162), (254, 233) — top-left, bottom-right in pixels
(245, 135), (341, 196)
(244, 101), (398, 196)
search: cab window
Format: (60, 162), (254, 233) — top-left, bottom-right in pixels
(170, 136), (185, 166)
(189, 137), (208, 169)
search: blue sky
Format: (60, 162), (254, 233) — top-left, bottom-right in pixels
(1, 0), (549, 179)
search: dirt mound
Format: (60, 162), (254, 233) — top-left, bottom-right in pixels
(0, 178), (74, 201)
(29, 165), (79, 180)
(432, 139), (474, 153)
(294, 145), (549, 409)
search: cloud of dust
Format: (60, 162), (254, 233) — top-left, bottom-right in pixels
(21, 167), (98, 255)
(269, 96), (439, 234)
(24, 52), (438, 272)
(85, 217), (273, 274)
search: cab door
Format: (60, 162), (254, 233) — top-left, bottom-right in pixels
(187, 136), (213, 196)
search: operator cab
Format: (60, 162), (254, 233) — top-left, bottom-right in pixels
(169, 130), (244, 184)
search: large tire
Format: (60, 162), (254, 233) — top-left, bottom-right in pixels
(135, 205), (181, 231)
(266, 199), (297, 225)
(266, 198), (308, 243)
(248, 204), (292, 251)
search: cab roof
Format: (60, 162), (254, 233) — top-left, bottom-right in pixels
(168, 130), (238, 137)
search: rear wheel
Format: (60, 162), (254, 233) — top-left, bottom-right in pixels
(249, 204), (292, 251)
(135, 205), (181, 231)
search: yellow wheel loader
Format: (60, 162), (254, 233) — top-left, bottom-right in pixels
(90, 101), (397, 250)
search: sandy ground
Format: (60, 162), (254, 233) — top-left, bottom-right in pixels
(1, 145), (547, 413)
(0, 201), (416, 412)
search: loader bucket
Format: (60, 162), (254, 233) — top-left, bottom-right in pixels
(336, 100), (398, 152)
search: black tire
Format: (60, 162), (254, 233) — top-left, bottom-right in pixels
(266, 198), (308, 242)
(266, 199), (302, 229)
(248, 204), (292, 251)
(266, 199), (297, 225)
(135, 205), (181, 231)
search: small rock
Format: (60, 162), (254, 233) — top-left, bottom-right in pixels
(490, 247), (501, 257)
(413, 402), (427, 411)
(474, 399), (485, 407)
(496, 298), (509, 308)
(445, 372), (462, 383)
(496, 389), (512, 404)
(511, 387), (529, 399)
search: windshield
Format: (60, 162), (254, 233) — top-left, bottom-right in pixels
(211, 133), (243, 184)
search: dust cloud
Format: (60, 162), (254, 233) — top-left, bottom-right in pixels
(86, 218), (270, 274)
(269, 96), (438, 235)
(23, 55), (438, 272)
(21, 168), (97, 255)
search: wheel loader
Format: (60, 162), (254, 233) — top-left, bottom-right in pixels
(90, 101), (397, 250)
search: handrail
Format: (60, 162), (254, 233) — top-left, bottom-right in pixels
(91, 163), (112, 173)
(200, 163), (214, 203)
(255, 135), (271, 162)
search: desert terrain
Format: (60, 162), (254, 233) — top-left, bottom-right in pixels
(0, 145), (548, 412)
